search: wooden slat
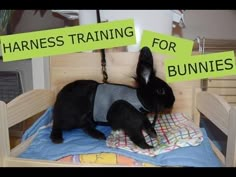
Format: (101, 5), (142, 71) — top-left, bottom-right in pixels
(230, 103), (236, 107)
(193, 88), (201, 126)
(7, 89), (55, 128)
(221, 96), (236, 103)
(196, 92), (231, 135)
(207, 88), (236, 104)
(208, 88), (236, 96)
(208, 80), (236, 88)
(209, 75), (236, 80)
(50, 52), (167, 88)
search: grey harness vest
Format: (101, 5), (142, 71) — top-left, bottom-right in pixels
(93, 83), (148, 122)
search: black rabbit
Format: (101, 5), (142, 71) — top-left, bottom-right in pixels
(50, 46), (175, 149)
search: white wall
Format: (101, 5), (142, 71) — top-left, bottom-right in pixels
(100, 10), (174, 51)
(181, 10), (236, 40)
(79, 10), (175, 51)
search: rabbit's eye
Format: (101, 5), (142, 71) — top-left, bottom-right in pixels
(156, 88), (165, 95)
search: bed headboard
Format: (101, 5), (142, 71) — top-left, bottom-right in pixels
(49, 52), (200, 120)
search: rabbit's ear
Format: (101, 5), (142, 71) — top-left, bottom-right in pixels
(136, 47), (154, 85)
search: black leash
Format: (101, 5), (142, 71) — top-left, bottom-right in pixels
(96, 10), (108, 83)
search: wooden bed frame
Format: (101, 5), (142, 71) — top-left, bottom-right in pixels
(0, 52), (235, 167)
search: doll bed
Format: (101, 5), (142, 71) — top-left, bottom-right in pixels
(0, 52), (235, 167)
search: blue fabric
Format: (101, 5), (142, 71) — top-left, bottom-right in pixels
(200, 118), (227, 156)
(19, 108), (223, 167)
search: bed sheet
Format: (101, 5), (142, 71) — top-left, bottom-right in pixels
(19, 107), (222, 167)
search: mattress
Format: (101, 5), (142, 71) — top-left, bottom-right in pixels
(19, 107), (222, 167)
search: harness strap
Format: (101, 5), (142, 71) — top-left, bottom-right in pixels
(96, 10), (108, 83)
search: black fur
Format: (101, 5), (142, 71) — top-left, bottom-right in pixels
(107, 100), (157, 149)
(135, 46), (175, 125)
(50, 46), (175, 149)
(50, 80), (105, 143)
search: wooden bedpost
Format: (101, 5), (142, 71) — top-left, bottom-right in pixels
(193, 88), (201, 126)
(226, 106), (236, 167)
(0, 101), (10, 167)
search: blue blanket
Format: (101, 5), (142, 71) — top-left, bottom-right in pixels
(19, 107), (222, 167)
